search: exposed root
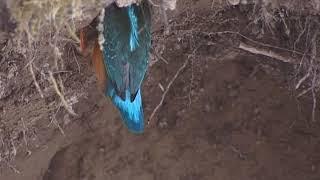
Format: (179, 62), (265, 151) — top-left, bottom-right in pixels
(48, 104), (65, 136)
(29, 63), (44, 98)
(153, 50), (169, 64)
(21, 118), (31, 155)
(199, 30), (307, 56)
(1, 159), (21, 174)
(294, 20), (320, 122)
(52, 117), (66, 137)
(150, 43), (166, 67)
(311, 73), (317, 122)
(158, 83), (165, 92)
(310, 29), (319, 122)
(296, 72), (310, 90)
(53, 45), (66, 94)
(49, 71), (77, 116)
(238, 42), (298, 63)
(187, 41), (199, 107)
(72, 46), (81, 73)
(148, 56), (189, 125)
(294, 16), (310, 52)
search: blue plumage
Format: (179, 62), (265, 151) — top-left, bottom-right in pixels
(108, 83), (144, 133)
(98, 1), (151, 133)
(127, 6), (139, 51)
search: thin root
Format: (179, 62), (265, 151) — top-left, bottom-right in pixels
(148, 57), (189, 125)
(29, 63), (44, 98)
(238, 42), (297, 63)
(1, 159), (21, 174)
(49, 71), (77, 116)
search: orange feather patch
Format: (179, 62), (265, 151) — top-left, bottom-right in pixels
(92, 40), (107, 92)
(79, 29), (86, 53)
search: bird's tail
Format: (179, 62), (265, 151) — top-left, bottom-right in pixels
(107, 83), (144, 134)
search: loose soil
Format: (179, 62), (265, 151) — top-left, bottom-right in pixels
(1, 0), (320, 180)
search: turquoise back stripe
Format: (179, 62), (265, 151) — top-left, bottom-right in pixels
(127, 5), (139, 51)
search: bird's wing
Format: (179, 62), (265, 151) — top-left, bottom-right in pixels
(101, 3), (131, 99)
(128, 1), (151, 100)
(101, 2), (151, 100)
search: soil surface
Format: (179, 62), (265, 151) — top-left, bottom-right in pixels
(1, 0), (320, 180)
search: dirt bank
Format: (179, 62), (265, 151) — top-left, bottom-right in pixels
(1, 0), (320, 180)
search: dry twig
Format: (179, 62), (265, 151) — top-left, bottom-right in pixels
(148, 57), (189, 124)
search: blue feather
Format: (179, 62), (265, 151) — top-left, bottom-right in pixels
(99, 1), (151, 133)
(107, 83), (144, 134)
(127, 5), (139, 51)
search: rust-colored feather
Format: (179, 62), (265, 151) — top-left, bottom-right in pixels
(79, 29), (86, 53)
(92, 40), (107, 92)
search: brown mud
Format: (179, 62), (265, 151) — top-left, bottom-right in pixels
(1, 0), (320, 180)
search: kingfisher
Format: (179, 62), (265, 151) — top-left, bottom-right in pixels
(80, 1), (151, 134)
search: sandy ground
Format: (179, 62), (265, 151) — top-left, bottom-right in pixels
(1, 0), (320, 180)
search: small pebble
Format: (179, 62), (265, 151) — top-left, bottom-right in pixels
(99, 147), (105, 153)
(158, 121), (168, 129)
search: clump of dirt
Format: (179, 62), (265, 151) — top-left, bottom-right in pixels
(1, 1), (320, 180)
